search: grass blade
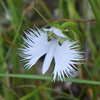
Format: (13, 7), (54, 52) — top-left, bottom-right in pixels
(0, 74), (100, 85)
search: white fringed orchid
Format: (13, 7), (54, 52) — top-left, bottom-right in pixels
(19, 26), (84, 82)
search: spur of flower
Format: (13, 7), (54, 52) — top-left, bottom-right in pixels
(19, 23), (84, 82)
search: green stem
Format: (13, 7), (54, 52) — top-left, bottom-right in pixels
(38, 0), (53, 18)
(82, 64), (98, 100)
(19, 80), (51, 100)
(28, 0), (51, 27)
(88, 0), (100, 27)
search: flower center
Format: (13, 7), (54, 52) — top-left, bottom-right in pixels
(47, 31), (66, 46)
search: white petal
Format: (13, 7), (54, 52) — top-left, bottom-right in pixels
(43, 27), (66, 37)
(42, 40), (57, 74)
(52, 39), (84, 81)
(19, 28), (51, 69)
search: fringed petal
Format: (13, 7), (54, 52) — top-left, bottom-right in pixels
(19, 27), (51, 69)
(52, 39), (84, 81)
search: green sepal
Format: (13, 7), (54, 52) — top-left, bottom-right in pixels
(61, 22), (78, 30)
(61, 22), (84, 44)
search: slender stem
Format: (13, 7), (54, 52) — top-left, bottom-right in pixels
(28, 0), (51, 27)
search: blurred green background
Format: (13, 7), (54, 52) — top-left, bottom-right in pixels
(0, 0), (100, 100)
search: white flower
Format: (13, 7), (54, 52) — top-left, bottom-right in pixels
(19, 26), (84, 82)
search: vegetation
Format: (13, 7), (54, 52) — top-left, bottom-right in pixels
(0, 0), (100, 100)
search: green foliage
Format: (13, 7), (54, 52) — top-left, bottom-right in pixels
(0, 0), (100, 100)
(88, 0), (100, 27)
(61, 22), (83, 43)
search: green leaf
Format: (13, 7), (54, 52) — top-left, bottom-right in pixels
(6, 0), (19, 26)
(28, 0), (51, 27)
(58, 0), (63, 18)
(19, 80), (51, 100)
(61, 22), (84, 43)
(92, 86), (98, 100)
(88, 0), (100, 27)
(82, 63), (98, 100)
(0, 74), (100, 85)
(38, 0), (53, 18)
(91, 55), (100, 75)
